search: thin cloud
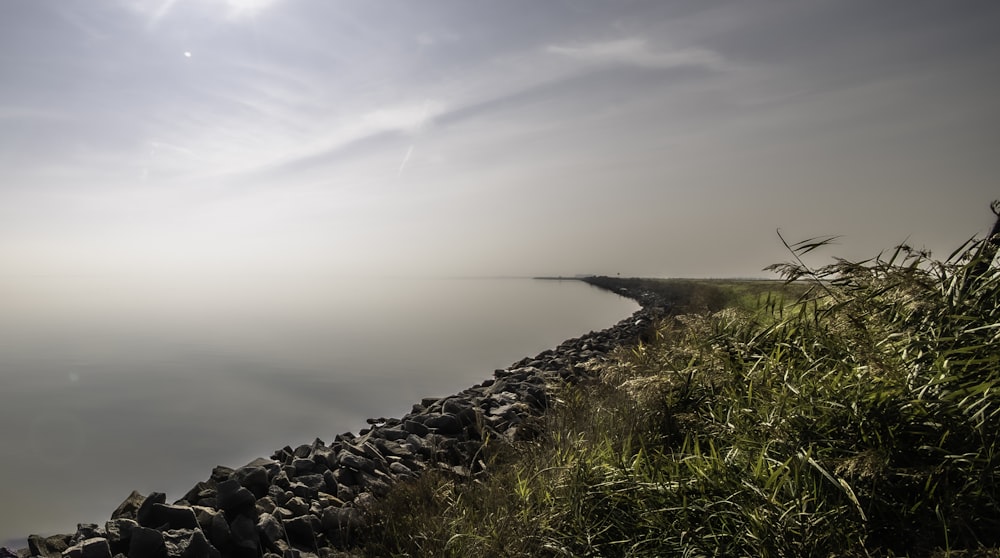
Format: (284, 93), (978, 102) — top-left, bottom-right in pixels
(362, 101), (442, 134)
(547, 38), (724, 70)
(119, 0), (280, 26)
(397, 144), (415, 178)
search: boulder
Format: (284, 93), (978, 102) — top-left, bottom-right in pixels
(321, 507), (364, 546)
(27, 533), (71, 558)
(337, 451), (376, 475)
(216, 479), (256, 518)
(256, 513), (284, 549)
(284, 515), (320, 551)
(135, 492), (168, 528)
(128, 526), (167, 558)
(161, 528), (218, 558)
(110, 490), (146, 520)
(103, 518), (137, 555)
(227, 515), (260, 558)
(61, 537), (111, 558)
(232, 465), (270, 499)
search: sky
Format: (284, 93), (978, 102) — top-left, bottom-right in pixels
(1, 0), (998, 279)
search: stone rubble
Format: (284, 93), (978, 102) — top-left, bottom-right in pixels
(6, 278), (658, 558)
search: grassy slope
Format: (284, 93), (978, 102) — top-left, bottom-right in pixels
(359, 240), (1000, 557)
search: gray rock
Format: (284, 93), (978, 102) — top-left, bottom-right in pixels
(205, 511), (231, 553)
(378, 426), (408, 441)
(424, 413), (462, 434)
(71, 525), (103, 544)
(321, 508), (364, 544)
(336, 483), (356, 503)
(209, 466), (235, 484)
(284, 515), (320, 551)
(136, 492), (168, 528)
(27, 533), (71, 558)
(291, 458), (314, 475)
(232, 465), (270, 498)
(388, 462), (415, 477)
(228, 515), (260, 557)
(290, 482), (317, 500)
(61, 537), (111, 558)
(128, 527), (167, 558)
(179, 482), (215, 507)
(110, 490), (146, 521)
(284, 496), (310, 517)
(145, 504), (199, 530)
(256, 496), (278, 516)
(256, 513), (285, 549)
(321, 470), (339, 495)
(216, 479), (256, 517)
(337, 452), (375, 474)
(103, 518), (137, 556)
(401, 419), (429, 437)
(296, 474), (326, 492)
(178, 529), (219, 558)
(161, 528), (218, 558)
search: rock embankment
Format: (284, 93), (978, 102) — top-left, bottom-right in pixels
(7, 278), (660, 558)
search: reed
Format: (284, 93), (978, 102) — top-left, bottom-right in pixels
(361, 231), (1000, 557)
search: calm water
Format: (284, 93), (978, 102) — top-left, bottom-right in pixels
(0, 275), (637, 544)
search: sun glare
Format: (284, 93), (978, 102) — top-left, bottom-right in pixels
(223, 0), (280, 18)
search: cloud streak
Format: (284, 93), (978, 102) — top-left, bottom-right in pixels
(546, 38), (724, 70)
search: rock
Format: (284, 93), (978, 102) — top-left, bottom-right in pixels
(177, 529), (219, 558)
(291, 458), (314, 476)
(228, 515), (260, 558)
(290, 481), (317, 500)
(27, 533), (71, 558)
(128, 527), (167, 558)
(284, 496), (311, 517)
(146, 504), (200, 531)
(284, 515), (320, 551)
(110, 490), (146, 520)
(160, 529), (216, 558)
(401, 419), (429, 437)
(322, 470), (339, 495)
(103, 519), (137, 555)
(424, 413), (462, 434)
(216, 479), (256, 518)
(205, 511), (231, 553)
(232, 465), (270, 499)
(135, 492), (168, 528)
(179, 482), (216, 507)
(71, 524), (103, 544)
(296, 474), (326, 492)
(256, 513), (285, 549)
(337, 451), (376, 474)
(321, 507), (365, 546)
(61, 537), (112, 558)
(210, 466), (235, 484)
(378, 426), (408, 441)
(389, 462), (415, 477)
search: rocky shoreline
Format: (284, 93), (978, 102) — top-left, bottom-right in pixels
(3, 277), (664, 558)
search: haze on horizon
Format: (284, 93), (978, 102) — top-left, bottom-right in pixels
(1, 0), (998, 281)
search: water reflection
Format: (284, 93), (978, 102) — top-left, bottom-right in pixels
(0, 276), (637, 542)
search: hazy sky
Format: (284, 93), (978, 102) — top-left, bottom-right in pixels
(2, 0), (998, 278)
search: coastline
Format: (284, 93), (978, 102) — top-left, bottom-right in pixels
(4, 277), (659, 558)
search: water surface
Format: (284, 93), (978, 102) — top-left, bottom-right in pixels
(0, 275), (637, 544)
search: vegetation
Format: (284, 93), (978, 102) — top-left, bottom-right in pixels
(360, 231), (1000, 557)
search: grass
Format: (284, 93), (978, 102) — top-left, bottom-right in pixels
(358, 233), (1000, 557)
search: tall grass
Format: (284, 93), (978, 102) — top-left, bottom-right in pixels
(361, 233), (1000, 557)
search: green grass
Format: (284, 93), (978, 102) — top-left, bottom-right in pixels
(359, 235), (1000, 557)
